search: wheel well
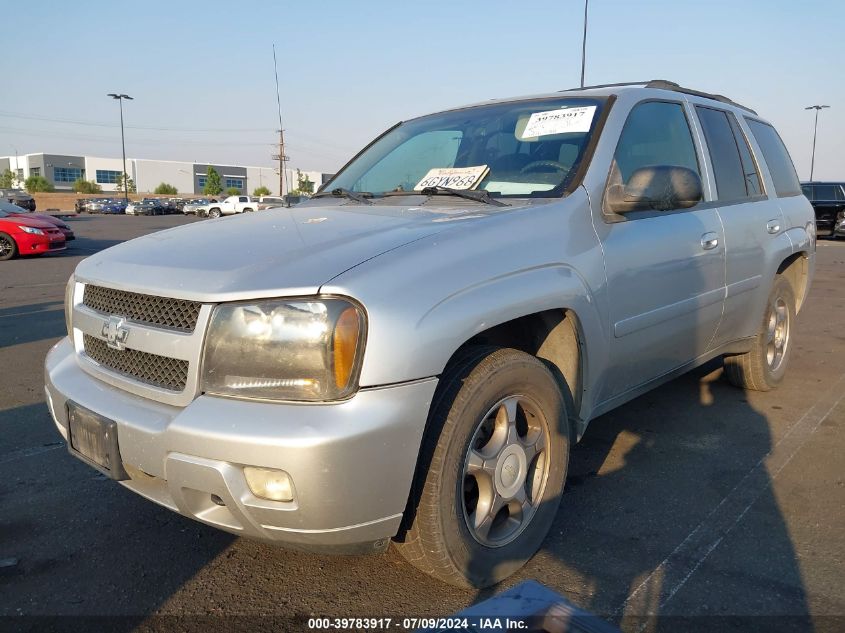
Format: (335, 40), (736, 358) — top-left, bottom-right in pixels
(777, 253), (810, 313)
(453, 309), (584, 419)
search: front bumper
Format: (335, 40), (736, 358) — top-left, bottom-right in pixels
(45, 337), (437, 553)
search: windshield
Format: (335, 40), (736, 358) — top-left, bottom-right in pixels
(325, 97), (605, 199)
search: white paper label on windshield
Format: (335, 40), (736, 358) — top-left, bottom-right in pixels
(414, 165), (489, 191)
(520, 106), (596, 138)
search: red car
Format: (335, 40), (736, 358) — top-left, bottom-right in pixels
(0, 200), (75, 241)
(0, 208), (66, 260)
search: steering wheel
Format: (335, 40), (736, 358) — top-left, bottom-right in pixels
(519, 160), (569, 174)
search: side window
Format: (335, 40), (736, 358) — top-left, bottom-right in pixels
(745, 119), (802, 197)
(836, 186), (845, 201)
(239, 196), (248, 203)
(801, 185), (814, 200)
(696, 106), (748, 201)
(612, 101), (700, 184)
(727, 115), (763, 196)
(813, 184), (836, 201)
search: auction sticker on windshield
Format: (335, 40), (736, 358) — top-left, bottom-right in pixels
(520, 106), (596, 138)
(414, 165), (489, 191)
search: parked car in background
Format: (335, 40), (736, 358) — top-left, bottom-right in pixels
(0, 188), (36, 211)
(45, 81), (815, 588)
(101, 200), (128, 215)
(0, 207), (65, 259)
(75, 198), (89, 214)
(202, 195), (257, 218)
(84, 198), (112, 214)
(801, 181), (845, 237)
(0, 200), (75, 241)
(126, 200), (161, 216)
(256, 196), (285, 210)
(182, 198), (217, 215)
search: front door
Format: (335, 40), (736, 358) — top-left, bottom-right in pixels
(592, 100), (726, 403)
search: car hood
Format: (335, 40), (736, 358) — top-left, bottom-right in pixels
(1, 215), (59, 230)
(73, 202), (517, 301)
(12, 212), (68, 228)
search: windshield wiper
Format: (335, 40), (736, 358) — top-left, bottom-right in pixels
(313, 188), (373, 205)
(412, 186), (509, 207)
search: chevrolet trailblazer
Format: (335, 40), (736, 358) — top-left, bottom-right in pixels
(45, 80), (815, 588)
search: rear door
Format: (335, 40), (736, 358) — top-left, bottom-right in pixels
(693, 105), (782, 348)
(593, 99), (726, 400)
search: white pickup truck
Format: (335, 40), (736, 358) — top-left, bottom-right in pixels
(200, 195), (257, 218)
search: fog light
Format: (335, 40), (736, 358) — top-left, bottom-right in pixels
(244, 466), (294, 502)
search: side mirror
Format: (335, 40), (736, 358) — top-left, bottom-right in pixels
(606, 165), (702, 213)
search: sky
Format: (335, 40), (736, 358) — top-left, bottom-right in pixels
(4, 0), (844, 180)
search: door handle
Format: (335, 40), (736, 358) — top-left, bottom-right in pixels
(700, 232), (719, 250)
(766, 219), (781, 234)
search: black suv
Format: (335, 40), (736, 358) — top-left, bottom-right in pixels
(802, 181), (845, 237)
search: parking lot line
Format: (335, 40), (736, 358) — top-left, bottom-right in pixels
(616, 371), (845, 623)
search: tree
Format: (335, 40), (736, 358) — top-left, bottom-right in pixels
(73, 179), (102, 194)
(154, 182), (178, 194)
(203, 167), (222, 195)
(290, 169), (314, 196)
(24, 175), (54, 192)
(226, 186), (241, 196)
(0, 169), (15, 188)
(253, 185), (270, 196)
(115, 173), (136, 194)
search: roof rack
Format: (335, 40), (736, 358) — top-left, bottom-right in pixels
(560, 79), (757, 115)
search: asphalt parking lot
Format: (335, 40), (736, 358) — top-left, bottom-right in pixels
(1, 214), (844, 632)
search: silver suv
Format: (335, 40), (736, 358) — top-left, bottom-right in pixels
(45, 80), (815, 588)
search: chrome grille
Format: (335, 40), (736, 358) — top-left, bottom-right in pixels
(83, 285), (201, 332)
(83, 334), (189, 392)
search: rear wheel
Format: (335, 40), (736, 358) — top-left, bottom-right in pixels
(394, 347), (570, 588)
(724, 275), (795, 391)
(0, 233), (18, 260)
(208, 208), (221, 219)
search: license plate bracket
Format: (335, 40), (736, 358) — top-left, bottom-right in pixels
(67, 402), (129, 481)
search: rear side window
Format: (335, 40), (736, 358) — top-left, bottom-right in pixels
(613, 101), (700, 183)
(696, 107), (748, 200)
(814, 184), (838, 200)
(727, 116), (763, 196)
(745, 119), (801, 197)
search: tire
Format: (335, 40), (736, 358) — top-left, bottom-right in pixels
(394, 346), (571, 588)
(208, 208), (221, 219)
(244, 207), (254, 213)
(0, 233), (18, 260)
(724, 275), (796, 391)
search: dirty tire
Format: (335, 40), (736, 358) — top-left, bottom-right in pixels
(724, 275), (796, 391)
(0, 233), (17, 260)
(394, 346), (570, 588)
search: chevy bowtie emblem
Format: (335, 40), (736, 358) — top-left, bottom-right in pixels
(102, 316), (129, 350)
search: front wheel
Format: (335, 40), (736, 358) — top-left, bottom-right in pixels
(0, 233), (17, 260)
(394, 347), (570, 588)
(724, 275), (796, 391)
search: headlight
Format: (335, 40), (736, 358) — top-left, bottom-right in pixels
(201, 297), (365, 401)
(64, 275), (75, 337)
(19, 225), (44, 235)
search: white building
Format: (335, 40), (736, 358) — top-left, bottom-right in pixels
(0, 152), (330, 197)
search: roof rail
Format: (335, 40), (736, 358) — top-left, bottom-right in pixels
(561, 79), (757, 115)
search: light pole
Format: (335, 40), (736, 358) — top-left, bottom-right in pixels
(108, 93), (133, 202)
(580, 0), (589, 88)
(805, 104), (829, 182)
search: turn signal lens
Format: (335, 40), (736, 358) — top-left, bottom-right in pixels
(333, 306), (361, 389)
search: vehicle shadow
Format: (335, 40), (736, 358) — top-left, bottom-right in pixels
(0, 402), (235, 624)
(464, 360), (811, 633)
